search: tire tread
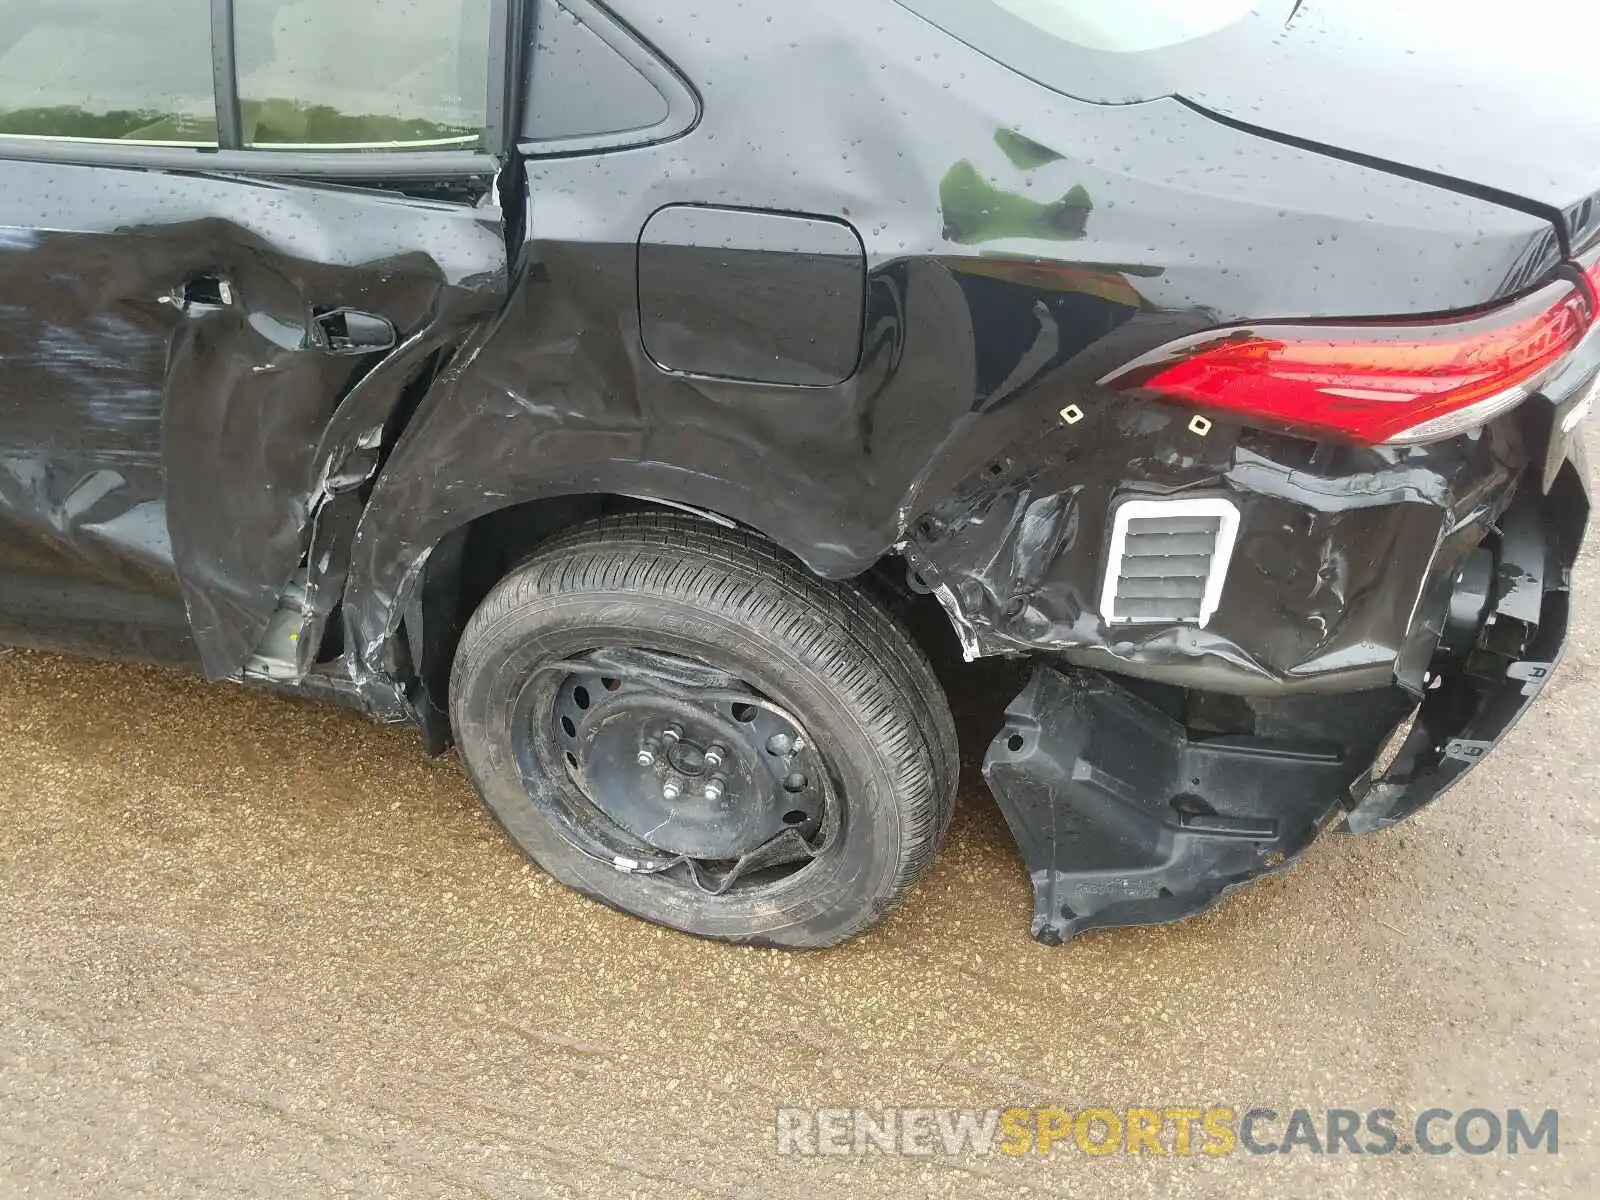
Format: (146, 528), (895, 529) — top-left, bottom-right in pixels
(451, 513), (958, 944)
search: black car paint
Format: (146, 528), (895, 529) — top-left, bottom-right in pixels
(0, 158), (506, 678)
(896, 1), (1600, 219)
(347, 0), (1571, 698)
(0, 0), (1588, 942)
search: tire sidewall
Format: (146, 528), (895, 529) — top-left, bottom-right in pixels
(451, 588), (912, 948)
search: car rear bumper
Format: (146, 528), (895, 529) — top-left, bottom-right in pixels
(981, 443), (1588, 945)
(1343, 469), (1582, 834)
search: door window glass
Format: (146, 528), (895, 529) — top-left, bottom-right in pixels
(234, 0), (490, 149)
(0, 1), (216, 144)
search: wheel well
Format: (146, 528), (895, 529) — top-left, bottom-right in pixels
(405, 495), (965, 752)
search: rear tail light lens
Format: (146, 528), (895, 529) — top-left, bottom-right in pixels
(1581, 249), (1600, 311)
(1101, 280), (1591, 445)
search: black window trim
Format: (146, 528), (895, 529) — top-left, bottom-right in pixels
(0, 0), (524, 179)
(211, 0), (244, 149)
(486, 0), (525, 158)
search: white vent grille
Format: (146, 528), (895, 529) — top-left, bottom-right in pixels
(1100, 498), (1240, 628)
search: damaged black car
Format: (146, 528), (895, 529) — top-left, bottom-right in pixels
(1, 0), (1591, 947)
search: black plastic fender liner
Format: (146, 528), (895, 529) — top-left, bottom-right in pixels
(986, 456), (1588, 945)
(984, 666), (1363, 945)
(1343, 464), (1585, 834)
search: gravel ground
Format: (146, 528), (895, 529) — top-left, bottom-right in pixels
(1, 509), (1596, 1198)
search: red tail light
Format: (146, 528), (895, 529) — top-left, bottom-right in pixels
(1101, 280), (1592, 445)
(1582, 251), (1600, 311)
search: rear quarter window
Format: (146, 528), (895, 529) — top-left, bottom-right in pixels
(520, 0), (698, 154)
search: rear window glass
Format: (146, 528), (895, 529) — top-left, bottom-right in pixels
(0, 2), (217, 144)
(894, 0), (1260, 102)
(980, 0), (1256, 53)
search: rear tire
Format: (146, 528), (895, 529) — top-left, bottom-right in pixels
(448, 513), (958, 948)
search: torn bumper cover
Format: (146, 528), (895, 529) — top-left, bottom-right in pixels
(983, 457), (1586, 945)
(1342, 494), (1578, 834)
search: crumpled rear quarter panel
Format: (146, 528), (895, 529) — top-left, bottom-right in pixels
(343, 0), (1554, 688)
(903, 402), (1527, 696)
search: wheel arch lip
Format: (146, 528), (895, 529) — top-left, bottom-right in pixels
(340, 463), (901, 702)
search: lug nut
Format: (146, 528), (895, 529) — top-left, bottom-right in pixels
(766, 733), (792, 756)
(703, 777), (726, 803)
(704, 744), (727, 769)
(636, 746), (656, 767)
(661, 724), (683, 747)
(662, 778), (683, 801)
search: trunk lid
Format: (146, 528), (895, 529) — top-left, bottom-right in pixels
(901, 0), (1600, 235)
(1161, 1), (1600, 226)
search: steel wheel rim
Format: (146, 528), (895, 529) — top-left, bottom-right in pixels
(511, 646), (840, 897)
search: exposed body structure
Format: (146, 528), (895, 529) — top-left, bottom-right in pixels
(0, 0), (1591, 945)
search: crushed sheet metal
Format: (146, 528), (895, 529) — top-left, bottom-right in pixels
(335, 0), (1558, 704)
(904, 408), (1527, 697)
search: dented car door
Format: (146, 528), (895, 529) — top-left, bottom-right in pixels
(0, 0), (507, 677)
(160, 180), (505, 678)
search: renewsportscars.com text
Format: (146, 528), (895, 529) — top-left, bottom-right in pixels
(775, 1106), (1559, 1158)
